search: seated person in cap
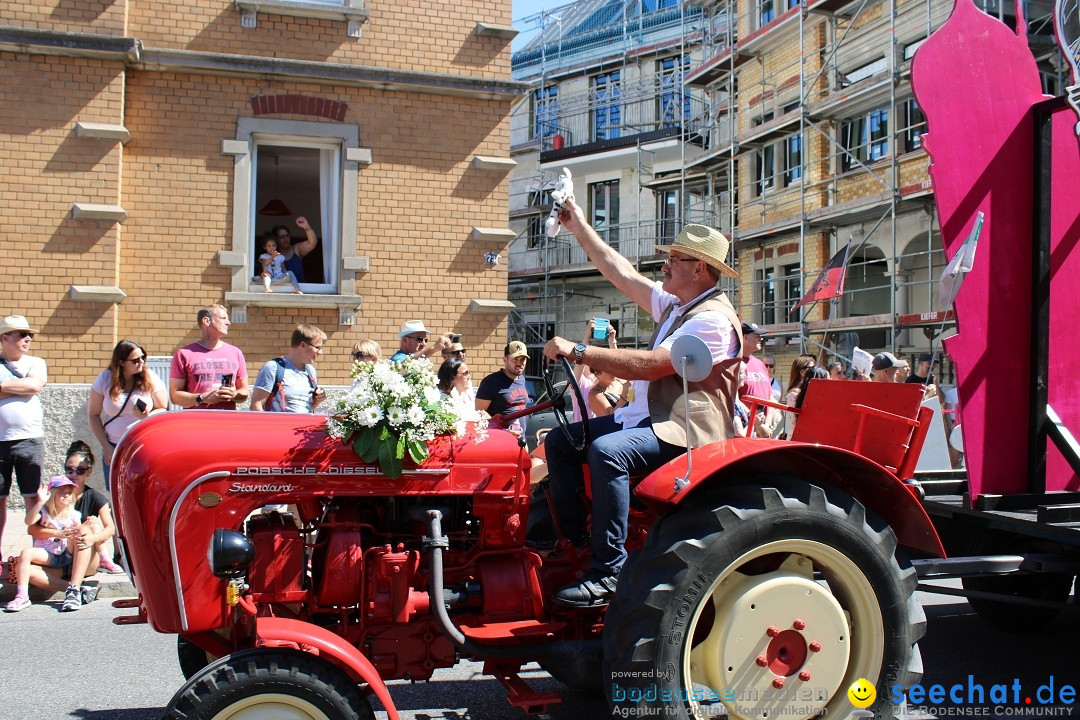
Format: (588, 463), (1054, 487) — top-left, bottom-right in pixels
(541, 198), (743, 608)
(740, 321), (783, 438)
(475, 342), (531, 440)
(872, 352), (905, 382)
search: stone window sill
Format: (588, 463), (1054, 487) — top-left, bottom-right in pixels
(225, 291), (362, 311)
(235, 0), (369, 36)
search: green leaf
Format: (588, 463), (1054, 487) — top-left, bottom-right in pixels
(379, 438), (403, 479)
(395, 433), (407, 460)
(407, 439), (428, 465)
(351, 426), (375, 458)
(361, 437), (382, 464)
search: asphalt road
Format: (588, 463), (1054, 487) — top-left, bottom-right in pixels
(1, 585), (1078, 719)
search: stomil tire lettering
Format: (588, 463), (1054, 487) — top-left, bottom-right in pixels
(602, 479), (924, 720)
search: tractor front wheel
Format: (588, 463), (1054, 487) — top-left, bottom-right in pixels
(603, 482), (924, 720)
(163, 649), (375, 720)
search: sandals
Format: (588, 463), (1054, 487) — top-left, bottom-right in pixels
(4, 556), (16, 586)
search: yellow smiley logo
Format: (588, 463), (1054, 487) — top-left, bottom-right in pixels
(847, 678), (876, 709)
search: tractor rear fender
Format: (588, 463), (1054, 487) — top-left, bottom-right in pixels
(255, 616), (399, 720)
(633, 438), (945, 558)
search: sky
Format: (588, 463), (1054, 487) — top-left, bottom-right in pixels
(513, 0), (553, 24)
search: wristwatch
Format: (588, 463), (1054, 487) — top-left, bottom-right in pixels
(573, 343), (588, 365)
(195, 394), (203, 405)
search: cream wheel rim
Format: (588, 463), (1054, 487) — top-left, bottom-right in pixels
(684, 539), (884, 720)
(209, 693), (332, 720)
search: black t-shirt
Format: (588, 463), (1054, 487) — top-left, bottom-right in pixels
(75, 486), (109, 521)
(476, 370), (530, 432)
(905, 373), (934, 386)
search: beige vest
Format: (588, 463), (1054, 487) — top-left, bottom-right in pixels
(647, 290), (743, 447)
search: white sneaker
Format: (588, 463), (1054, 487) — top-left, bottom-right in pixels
(61, 585), (82, 612)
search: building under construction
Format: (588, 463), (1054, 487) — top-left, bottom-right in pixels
(507, 0), (1063, 379)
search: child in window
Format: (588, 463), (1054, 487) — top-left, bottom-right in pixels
(4, 477), (82, 612)
(259, 237), (302, 294)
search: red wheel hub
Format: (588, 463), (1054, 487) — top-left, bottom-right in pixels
(765, 629), (808, 676)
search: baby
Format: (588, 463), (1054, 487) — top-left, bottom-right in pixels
(259, 237), (302, 294)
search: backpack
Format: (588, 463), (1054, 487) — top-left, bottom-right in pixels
(265, 357), (317, 412)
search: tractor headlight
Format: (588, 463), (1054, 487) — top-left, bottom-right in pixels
(208, 529), (255, 580)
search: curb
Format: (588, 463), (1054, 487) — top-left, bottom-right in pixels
(1, 574), (136, 603)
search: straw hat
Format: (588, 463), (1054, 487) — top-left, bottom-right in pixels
(397, 320), (430, 339)
(0, 315), (37, 335)
(656, 224), (738, 278)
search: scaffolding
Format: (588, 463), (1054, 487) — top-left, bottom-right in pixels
(506, 0), (1065, 380)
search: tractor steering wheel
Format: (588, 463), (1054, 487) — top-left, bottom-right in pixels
(545, 357), (590, 453)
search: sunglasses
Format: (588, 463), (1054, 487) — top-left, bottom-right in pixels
(353, 352), (375, 361)
(764, 363), (774, 368)
(5, 331), (33, 339)
(64, 466), (90, 476)
(457, 369), (471, 376)
(124, 355), (146, 365)
(444, 349), (466, 356)
(409, 335), (428, 342)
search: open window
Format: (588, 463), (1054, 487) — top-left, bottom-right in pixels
(225, 117), (363, 314)
(252, 141), (341, 293)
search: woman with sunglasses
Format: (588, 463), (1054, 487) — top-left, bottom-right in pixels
(13, 442), (123, 610)
(88, 340), (168, 490)
(437, 357), (482, 422)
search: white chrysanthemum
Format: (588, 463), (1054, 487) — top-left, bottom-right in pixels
(359, 406), (382, 427)
(422, 386), (441, 404)
(386, 406), (405, 427)
(406, 404), (426, 425)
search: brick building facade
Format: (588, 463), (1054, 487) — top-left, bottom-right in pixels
(1, 1), (524, 385)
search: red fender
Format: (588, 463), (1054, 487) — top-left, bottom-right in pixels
(633, 438), (945, 558)
(255, 616), (399, 720)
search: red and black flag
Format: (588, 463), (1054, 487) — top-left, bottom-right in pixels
(790, 242), (851, 314)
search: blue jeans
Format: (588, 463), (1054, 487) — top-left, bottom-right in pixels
(543, 414), (684, 576)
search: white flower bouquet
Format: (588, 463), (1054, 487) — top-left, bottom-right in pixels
(326, 356), (486, 478)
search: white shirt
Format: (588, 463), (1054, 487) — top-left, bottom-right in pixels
(0, 354), (46, 441)
(615, 282), (739, 429)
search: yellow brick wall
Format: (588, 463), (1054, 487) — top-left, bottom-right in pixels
(118, 73), (512, 384)
(126, 0), (511, 78)
(0, 0), (127, 35)
(0, 53), (128, 379)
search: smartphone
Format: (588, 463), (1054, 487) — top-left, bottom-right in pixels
(220, 373), (234, 387)
(450, 334), (462, 344)
(592, 318), (609, 341)
(135, 398), (147, 413)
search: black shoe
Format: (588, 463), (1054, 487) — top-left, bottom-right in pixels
(553, 572), (618, 608)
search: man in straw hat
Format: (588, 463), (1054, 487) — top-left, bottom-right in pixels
(541, 198), (744, 607)
(0, 315), (48, 546)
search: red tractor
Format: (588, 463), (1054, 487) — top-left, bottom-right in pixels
(111, 356), (942, 720)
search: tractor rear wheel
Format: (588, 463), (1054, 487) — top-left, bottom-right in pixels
(163, 649), (375, 720)
(603, 482), (924, 720)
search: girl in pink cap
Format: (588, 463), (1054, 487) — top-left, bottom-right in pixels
(4, 476), (82, 612)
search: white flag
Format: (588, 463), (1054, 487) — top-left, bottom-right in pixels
(851, 346), (874, 376)
(938, 211), (984, 308)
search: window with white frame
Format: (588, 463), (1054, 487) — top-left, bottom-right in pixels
(754, 258), (801, 324)
(590, 180), (620, 244)
(593, 70), (622, 141)
(526, 188), (553, 249)
(841, 106), (889, 171)
(657, 56), (690, 129)
(902, 98), (925, 153)
(783, 133), (803, 185)
(753, 144), (776, 197)
(758, 0), (775, 27)
(533, 85), (559, 140)
(230, 117), (359, 296)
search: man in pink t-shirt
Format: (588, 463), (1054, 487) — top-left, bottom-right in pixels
(169, 304), (250, 410)
(740, 322), (782, 437)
